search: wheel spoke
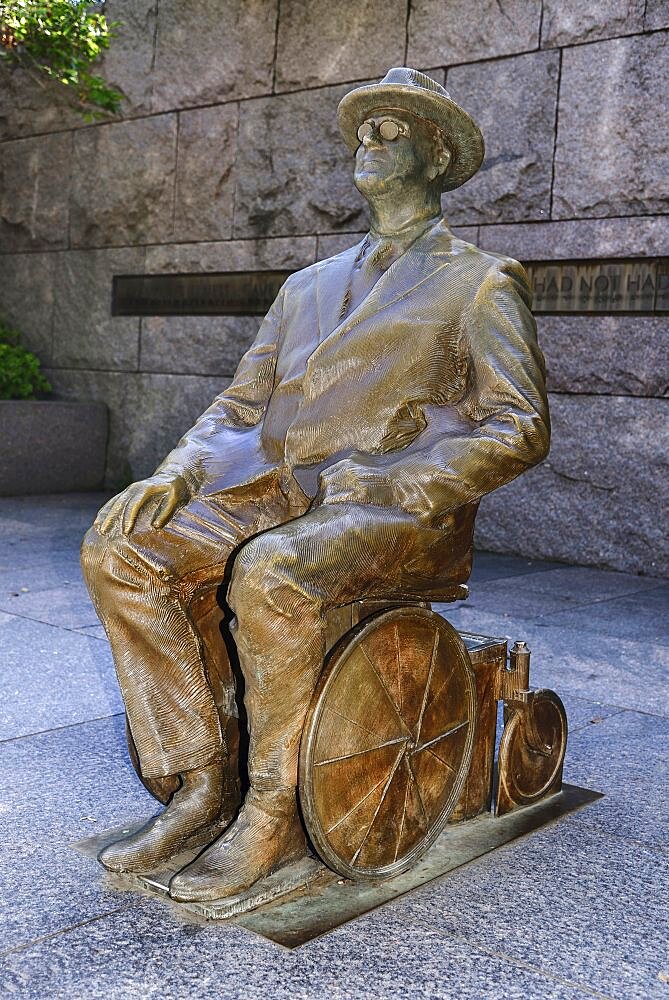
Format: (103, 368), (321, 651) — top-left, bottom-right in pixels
(422, 745), (456, 777)
(405, 754), (430, 829)
(360, 643), (412, 736)
(420, 660), (455, 718)
(315, 736), (407, 767)
(325, 707), (393, 744)
(415, 719), (469, 755)
(394, 622), (403, 717)
(325, 772), (390, 835)
(414, 629), (439, 743)
(351, 747), (406, 864)
(393, 764), (412, 862)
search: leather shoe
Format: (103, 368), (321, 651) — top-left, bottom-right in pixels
(98, 761), (229, 874)
(169, 786), (307, 902)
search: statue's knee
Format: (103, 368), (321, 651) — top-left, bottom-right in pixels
(228, 533), (303, 622)
(229, 536), (274, 614)
(80, 524), (130, 585)
(80, 525), (104, 579)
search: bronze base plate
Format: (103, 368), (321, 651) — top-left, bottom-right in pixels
(72, 783), (601, 949)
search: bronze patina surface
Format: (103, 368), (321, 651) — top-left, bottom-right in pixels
(80, 67), (556, 904)
(300, 607), (477, 879)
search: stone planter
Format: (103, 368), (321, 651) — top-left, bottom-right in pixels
(0, 400), (108, 495)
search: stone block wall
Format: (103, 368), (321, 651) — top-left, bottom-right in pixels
(1, 0), (667, 575)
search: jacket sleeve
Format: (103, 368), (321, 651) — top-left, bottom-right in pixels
(152, 285), (285, 489)
(317, 259), (550, 522)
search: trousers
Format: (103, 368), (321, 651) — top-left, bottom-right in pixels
(80, 473), (471, 789)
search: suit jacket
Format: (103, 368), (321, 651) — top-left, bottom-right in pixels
(157, 218), (550, 528)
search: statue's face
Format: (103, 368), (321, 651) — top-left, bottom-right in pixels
(353, 108), (445, 196)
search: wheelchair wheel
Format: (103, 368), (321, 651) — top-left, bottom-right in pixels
(496, 689), (567, 814)
(299, 606), (477, 880)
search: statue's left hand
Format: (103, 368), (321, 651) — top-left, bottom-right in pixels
(95, 474), (191, 536)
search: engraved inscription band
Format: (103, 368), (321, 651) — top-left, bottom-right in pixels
(112, 258), (669, 317)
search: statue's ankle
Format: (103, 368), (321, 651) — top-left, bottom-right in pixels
(170, 760), (224, 815)
(246, 783), (299, 818)
(180, 758), (224, 787)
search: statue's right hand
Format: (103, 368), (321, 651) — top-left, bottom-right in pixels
(95, 475), (190, 537)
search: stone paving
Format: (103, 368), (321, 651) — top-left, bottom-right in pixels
(0, 493), (667, 1000)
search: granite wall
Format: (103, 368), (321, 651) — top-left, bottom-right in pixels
(1, 0), (667, 575)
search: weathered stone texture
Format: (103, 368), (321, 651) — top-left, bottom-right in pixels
(0, 134), (71, 252)
(131, 373), (229, 483)
(419, 68), (446, 86)
(96, 0), (157, 116)
(151, 0), (277, 112)
(0, 400), (108, 495)
(174, 105), (238, 242)
(70, 116), (177, 248)
(45, 369), (227, 487)
(539, 315), (669, 398)
(553, 34), (669, 219)
(0, 253), (55, 364)
(140, 316), (261, 376)
(233, 85), (368, 238)
(541, 0), (646, 47)
(317, 232), (367, 258)
(408, 0), (542, 66)
(0, 63), (82, 142)
(44, 369), (139, 486)
(476, 394), (669, 577)
(444, 52), (559, 225)
(275, 0), (406, 91)
(477, 216), (669, 260)
(52, 249), (144, 370)
(449, 225), (480, 245)
(644, 1), (669, 30)
(145, 237), (317, 273)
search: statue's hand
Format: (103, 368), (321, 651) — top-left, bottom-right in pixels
(95, 475), (191, 537)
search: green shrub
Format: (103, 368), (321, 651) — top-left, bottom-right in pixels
(0, 320), (51, 399)
(0, 1), (122, 120)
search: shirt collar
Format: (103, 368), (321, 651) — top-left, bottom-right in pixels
(357, 213), (445, 268)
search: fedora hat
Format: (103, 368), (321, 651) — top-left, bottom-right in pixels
(337, 67), (484, 192)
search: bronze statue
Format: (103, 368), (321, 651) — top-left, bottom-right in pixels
(81, 68), (550, 903)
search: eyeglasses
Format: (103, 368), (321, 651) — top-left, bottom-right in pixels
(356, 118), (411, 143)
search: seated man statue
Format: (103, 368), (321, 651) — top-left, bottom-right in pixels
(81, 67), (550, 903)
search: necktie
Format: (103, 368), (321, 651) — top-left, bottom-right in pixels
(340, 236), (395, 320)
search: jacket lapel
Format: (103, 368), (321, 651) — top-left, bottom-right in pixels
(311, 218), (455, 361)
(315, 240), (365, 343)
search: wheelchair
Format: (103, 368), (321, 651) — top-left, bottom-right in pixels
(126, 586), (567, 883)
